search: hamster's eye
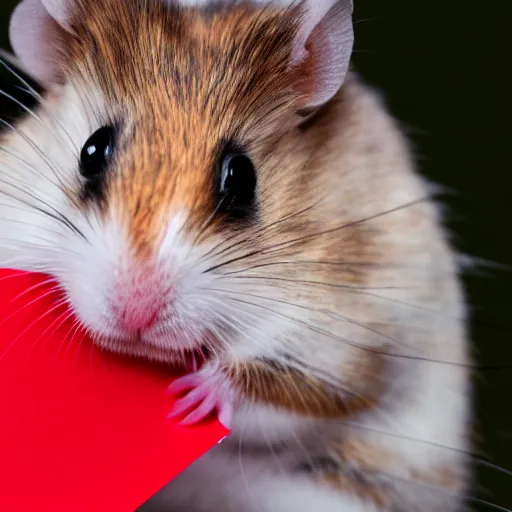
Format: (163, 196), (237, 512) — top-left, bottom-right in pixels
(219, 153), (257, 219)
(80, 126), (115, 179)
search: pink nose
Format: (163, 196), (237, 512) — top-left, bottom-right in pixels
(120, 305), (160, 332)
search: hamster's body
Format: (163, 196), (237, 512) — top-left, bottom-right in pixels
(142, 74), (471, 512)
(1, 0), (471, 510)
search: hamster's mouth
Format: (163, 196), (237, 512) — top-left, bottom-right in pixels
(92, 334), (213, 369)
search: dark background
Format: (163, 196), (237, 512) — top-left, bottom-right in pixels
(0, 0), (510, 509)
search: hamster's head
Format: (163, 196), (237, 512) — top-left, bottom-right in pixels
(5, 0), (356, 366)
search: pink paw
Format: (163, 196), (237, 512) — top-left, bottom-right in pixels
(168, 368), (235, 429)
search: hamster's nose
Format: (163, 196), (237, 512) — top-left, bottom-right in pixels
(120, 304), (161, 332)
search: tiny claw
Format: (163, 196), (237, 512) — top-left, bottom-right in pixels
(168, 373), (203, 395)
(180, 395), (217, 425)
(167, 368), (235, 428)
(168, 389), (206, 418)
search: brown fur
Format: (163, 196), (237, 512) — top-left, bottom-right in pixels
(297, 440), (390, 507)
(317, 442), (459, 508)
(55, 0), (377, 274)
(320, 473), (389, 508)
(59, 0), (304, 257)
(224, 352), (384, 418)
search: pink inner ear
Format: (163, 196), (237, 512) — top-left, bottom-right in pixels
(42, 0), (73, 29)
(291, 0), (339, 66)
(291, 0), (354, 109)
(9, 0), (63, 85)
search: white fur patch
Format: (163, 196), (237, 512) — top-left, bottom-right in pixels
(145, 447), (382, 512)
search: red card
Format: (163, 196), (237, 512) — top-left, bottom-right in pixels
(0, 269), (228, 511)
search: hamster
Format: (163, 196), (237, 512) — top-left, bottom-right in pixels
(1, 0), (471, 510)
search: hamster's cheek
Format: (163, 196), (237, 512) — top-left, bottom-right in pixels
(59, 258), (115, 338)
(54, 215), (124, 338)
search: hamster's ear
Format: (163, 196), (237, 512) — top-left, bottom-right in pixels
(9, 0), (73, 86)
(40, 0), (73, 28)
(291, 0), (354, 109)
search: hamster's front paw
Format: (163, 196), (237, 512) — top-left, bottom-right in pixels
(168, 367), (235, 428)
